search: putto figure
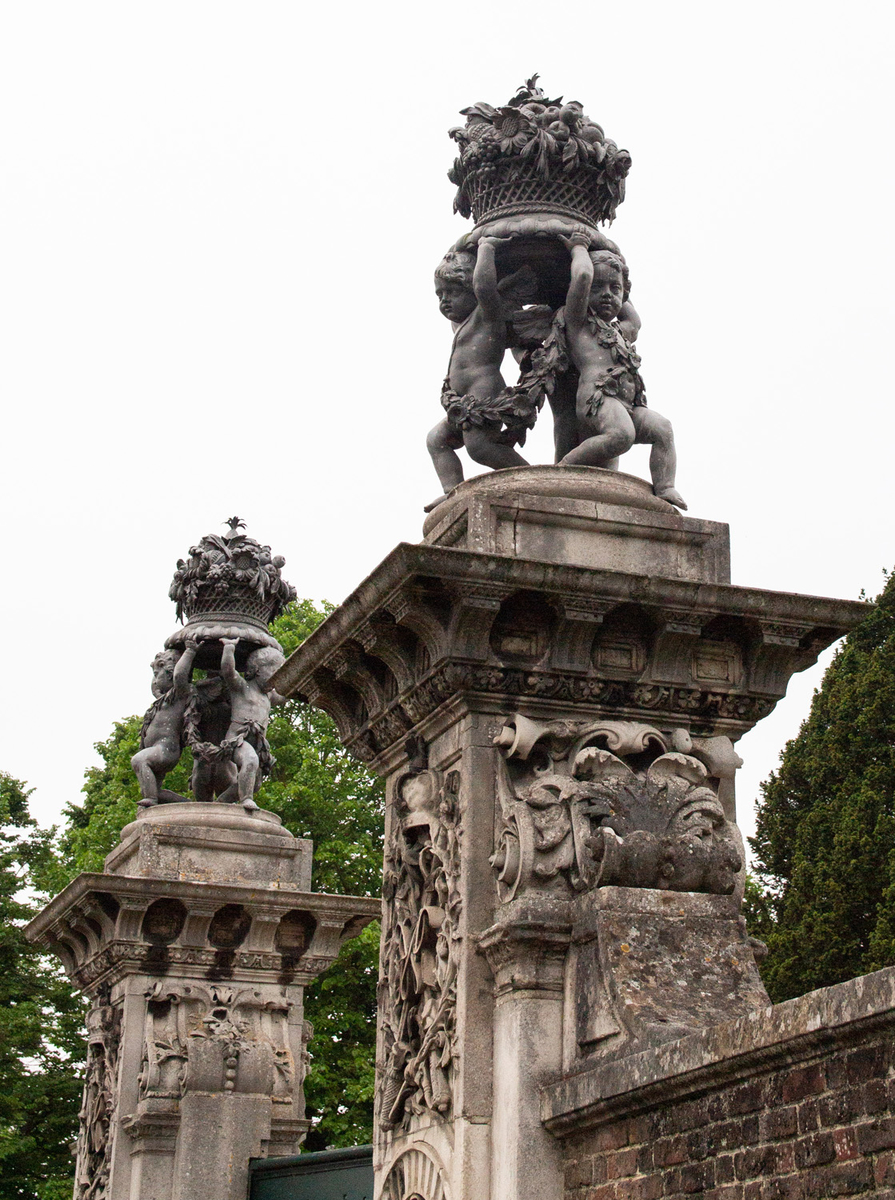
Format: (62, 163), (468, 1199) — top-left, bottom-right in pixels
(426, 76), (688, 509)
(131, 519), (296, 813)
(558, 235), (685, 508)
(132, 638), (199, 806)
(426, 239), (543, 510)
(219, 640), (285, 810)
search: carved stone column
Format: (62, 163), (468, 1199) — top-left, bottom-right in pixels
(26, 803), (380, 1200)
(270, 468), (867, 1200)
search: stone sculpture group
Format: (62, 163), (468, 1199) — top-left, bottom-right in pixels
(426, 76), (686, 512)
(131, 517), (297, 810)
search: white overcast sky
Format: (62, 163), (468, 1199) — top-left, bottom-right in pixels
(3, 2), (894, 857)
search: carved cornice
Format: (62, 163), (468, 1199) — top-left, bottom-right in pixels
(270, 544), (867, 769)
(25, 873), (381, 994)
(345, 661), (779, 766)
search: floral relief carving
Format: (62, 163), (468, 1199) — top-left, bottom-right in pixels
(378, 769), (461, 1131)
(75, 993), (121, 1200)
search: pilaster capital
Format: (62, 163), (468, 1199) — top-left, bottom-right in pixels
(478, 900), (572, 998)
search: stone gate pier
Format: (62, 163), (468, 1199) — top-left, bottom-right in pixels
(26, 802), (379, 1200)
(270, 466), (868, 1200)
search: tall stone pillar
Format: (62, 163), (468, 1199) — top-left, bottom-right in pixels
(271, 467), (867, 1200)
(26, 803), (380, 1200)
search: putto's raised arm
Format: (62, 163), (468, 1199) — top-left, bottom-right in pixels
(219, 638), (245, 691)
(472, 237), (508, 321)
(561, 235), (594, 328)
(172, 637), (200, 697)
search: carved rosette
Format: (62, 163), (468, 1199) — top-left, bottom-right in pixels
(491, 714), (743, 901)
(378, 769), (462, 1131)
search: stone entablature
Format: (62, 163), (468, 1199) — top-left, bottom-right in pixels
(271, 534), (866, 772)
(27, 870), (379, 993)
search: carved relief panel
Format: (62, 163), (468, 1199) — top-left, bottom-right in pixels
(378, 769), (461, 1131)
(74, 993), (121, 1200)
(490, 714), (743, 901)
(137, 982), (296, 1105)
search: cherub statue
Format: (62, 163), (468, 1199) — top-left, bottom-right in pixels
(557, 234), (686, 508)
(425, 238), (544, 510)
(218, 640), (286, 810)
(132, 636), (200, 806)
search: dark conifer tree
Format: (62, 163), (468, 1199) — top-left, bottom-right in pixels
(750, 570), (895, 1001)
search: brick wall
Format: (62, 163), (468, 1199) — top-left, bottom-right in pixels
(541, 967), (895, 1200)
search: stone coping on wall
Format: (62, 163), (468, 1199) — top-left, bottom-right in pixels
(540, 965), (895, 1137)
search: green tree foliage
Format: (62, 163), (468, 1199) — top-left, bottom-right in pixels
(0, 773), (86, 1200)
(47, 599), (384, 1153)
(750, 570), (895, 1001)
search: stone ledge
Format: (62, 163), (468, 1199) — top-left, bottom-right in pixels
(272, 542), (867, 701)
(26, 871), (382, 930)
(540, 965), (895, 1136)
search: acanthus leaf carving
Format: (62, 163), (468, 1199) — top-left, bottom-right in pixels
(491, 714), (743, 901)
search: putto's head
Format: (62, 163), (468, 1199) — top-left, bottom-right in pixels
(588, 250), (630, 319)
(434, 250), (477, 322)
(150, 649), (179, 696)
(244, 645), (286, 690)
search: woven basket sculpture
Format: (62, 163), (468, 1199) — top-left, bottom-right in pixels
(448, 76), (631, 229)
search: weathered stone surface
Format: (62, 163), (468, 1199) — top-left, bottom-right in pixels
(270, 540), (866, 773)
(106, 802), (311, 889)
(543, 965), (895, 1200)
(26, 805), (380, 1200)
(566, 888), (768, 1067)
(422, 467), (730, 581)
(270, 523), (866, 1200)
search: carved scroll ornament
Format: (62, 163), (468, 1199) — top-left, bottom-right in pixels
(491, 715), (742, 901)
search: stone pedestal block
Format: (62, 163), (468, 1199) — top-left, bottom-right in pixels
(565, 887), (768, 1067)
(26, 804), (380, 1200)
(422, 466), (730, 582)
(271, 468), (868, 1200)
(105, 804), (312, 889)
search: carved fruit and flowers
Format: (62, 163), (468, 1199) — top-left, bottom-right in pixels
(447, 76), (631, 222)
(491, 715), (742, 902)
(169, 530), (297, 623)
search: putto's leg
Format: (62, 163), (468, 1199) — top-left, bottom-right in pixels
(426, 420), (465, 509)
(132, 746), (167, 805)
(561, 401), (635, 467)
(463, 427), (528, 470)
(234, 743), (261, 806)
(632, 408), (687, 509)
